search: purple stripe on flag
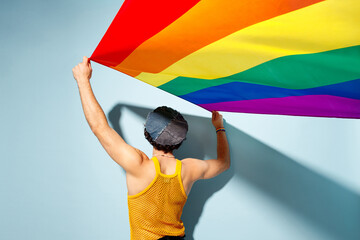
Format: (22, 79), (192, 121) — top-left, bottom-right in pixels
(198, 95), (360, 118)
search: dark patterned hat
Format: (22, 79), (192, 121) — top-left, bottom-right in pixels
(145, 106), (188, 146)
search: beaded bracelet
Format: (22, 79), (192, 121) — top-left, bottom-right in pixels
(216, 127), (225, 133)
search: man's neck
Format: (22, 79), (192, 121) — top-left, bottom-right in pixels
(152, 149), (175, 158)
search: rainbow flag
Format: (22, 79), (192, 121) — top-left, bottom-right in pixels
(91, 0), (360, 118)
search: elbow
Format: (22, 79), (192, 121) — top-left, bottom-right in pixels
(90, 124), (101, 134)
(91, 123), (108, 135)
(88, 118), (109, 134)
(219, 156), (231, 172)
(224, 158), (231, 171)
(91, 127), (100, 135)
(224, 153), (231, 170)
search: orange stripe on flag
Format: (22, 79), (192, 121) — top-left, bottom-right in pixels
(114, 0), (324, 77)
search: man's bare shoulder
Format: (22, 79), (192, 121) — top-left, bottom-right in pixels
(125, 149), (152, 178)
(180, 158), (207, 181)
(181, 158), (203, 164)
(134, 148), (150, 164)
(181, 158), (206, 172)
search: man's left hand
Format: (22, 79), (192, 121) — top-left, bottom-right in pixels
(72, 56), (92, 84)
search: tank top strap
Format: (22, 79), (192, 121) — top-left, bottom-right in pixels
(151, 156), (161, 174)
(175, 159), (182, 176)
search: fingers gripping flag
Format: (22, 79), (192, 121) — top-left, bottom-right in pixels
(91, 0), (360, 118)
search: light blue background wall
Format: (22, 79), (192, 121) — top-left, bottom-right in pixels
(1, 1), (359, 239)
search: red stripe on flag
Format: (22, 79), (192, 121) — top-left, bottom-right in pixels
(90, 0), (200, 67)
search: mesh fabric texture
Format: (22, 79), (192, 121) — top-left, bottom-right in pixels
(128, 157), (187, 240)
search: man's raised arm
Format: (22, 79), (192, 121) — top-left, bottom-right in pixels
(184, 111), (230, 181)
(72, 57), (143, 173)
(201, 111), (230, 179)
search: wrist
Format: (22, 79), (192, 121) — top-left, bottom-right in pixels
(216, 127), (225, 133)
(77, 78), (90, 87)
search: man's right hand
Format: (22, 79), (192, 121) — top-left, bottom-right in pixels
(211, 111), (224, 129)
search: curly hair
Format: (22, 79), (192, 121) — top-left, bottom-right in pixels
(144, 129), (183, 153)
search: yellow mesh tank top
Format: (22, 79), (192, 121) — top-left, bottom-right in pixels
(127, 156), (187, 240)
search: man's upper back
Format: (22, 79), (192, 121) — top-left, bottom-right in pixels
(127, 156), (187, 239)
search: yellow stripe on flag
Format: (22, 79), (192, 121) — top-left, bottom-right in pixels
(135, 0), (360, 87)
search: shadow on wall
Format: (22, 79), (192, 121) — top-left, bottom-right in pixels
(108, 104), (360, 240)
